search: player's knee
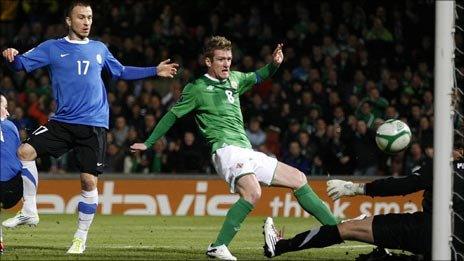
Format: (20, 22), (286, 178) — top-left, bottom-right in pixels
(17, 144), (36, 161)
(242, 188), (262, 205)
(80, 174), (98, 191)
(291, 170), (307, 189)
(337, 220), (371, 241)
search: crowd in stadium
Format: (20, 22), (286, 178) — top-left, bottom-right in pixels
(0, 0), (437, 176)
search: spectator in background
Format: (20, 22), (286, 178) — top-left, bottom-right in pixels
(127, 104), (145, 131)
(362, 87), (389, 119)
(328, 126), (353, 175)
(144, 138), (168, 173)
(282, 118), (301, 148)
(421, 90), (433, 117)
(142, 113), (156, 138)
(112, 116), (130, 147)
(356, 101), (376, 128)
(177, 131), (204, 173)
(351, 121), (379, 176)
(246, 117), (266, 149)
(105, 143), (125, 173)
(365, 17), (393, 42)
(297, 130), (317, 163)
(403, 142), (426, 176)
(283, 141), (311, 175)
(11, 106), (33, 131)
(164, 140), (181, 173)
(384, 105), (399, 120)
(418, 116), (433, 148)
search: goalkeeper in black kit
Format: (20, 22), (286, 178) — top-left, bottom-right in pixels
(263, 142), (464, 261)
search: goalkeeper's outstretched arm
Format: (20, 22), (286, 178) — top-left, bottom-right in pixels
(327, 162), (431, 201)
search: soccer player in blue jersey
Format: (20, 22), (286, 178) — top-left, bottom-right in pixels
(0, 92), (25, 211)
(1, 0), (178, 254)
(0, 91), (24, 255)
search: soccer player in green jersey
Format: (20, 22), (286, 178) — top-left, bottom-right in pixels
(130, 36), (338, 260)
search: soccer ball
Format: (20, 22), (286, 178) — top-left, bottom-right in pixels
(375, 119), (412, 154)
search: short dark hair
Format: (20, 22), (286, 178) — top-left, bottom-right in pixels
(0, 90), (6, 99)
(65, 0), (92, 17)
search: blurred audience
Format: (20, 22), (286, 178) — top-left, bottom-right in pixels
(0, 0), (442, 176)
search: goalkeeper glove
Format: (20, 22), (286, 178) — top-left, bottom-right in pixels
(326, 179), (365, 201)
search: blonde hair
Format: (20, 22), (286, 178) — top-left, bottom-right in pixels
(203, 36), (232, 59)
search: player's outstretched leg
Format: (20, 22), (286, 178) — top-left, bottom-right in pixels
(67, 188), (98, 254)
(263, 217), (344, 257)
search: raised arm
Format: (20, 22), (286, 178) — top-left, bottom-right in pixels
(3, 41), (53, 73)
(119, 59), (179, 80)
(2, 48), (28, 71)
(255, 43), (283, 84)
(104, 46), (178, 80)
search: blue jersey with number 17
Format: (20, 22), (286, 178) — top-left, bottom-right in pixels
(16, 37), (125, 129)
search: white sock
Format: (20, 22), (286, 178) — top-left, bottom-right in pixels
(74, 189), (98, 241)
(21, 160), (39, 216)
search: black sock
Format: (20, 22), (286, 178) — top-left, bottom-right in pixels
(275, 225), (343, 255)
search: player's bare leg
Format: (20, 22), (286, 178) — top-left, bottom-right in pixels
(338, 216), (374, 243)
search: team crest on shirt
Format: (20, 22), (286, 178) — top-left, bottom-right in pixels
(96, 54), (102, 64)
(230, 80), (238, 89)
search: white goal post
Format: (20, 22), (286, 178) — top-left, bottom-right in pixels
(433, 0), (454, 259)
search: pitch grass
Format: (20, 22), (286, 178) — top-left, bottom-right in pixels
(0, 214), (374, 260)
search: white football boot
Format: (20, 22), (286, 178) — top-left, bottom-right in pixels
(206, 244), (237, 260)
(2, 211), (39, 228)
(263, 217), (281, 258)
(67, 237), (86, 254)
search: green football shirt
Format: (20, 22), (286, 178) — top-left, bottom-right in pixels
(170, 71), (256, 153)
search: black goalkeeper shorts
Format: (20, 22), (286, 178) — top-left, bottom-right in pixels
(0, 172), (23, 209)
(372, 212), (431, 256)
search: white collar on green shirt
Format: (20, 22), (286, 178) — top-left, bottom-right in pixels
(204, 73), (227, 83)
